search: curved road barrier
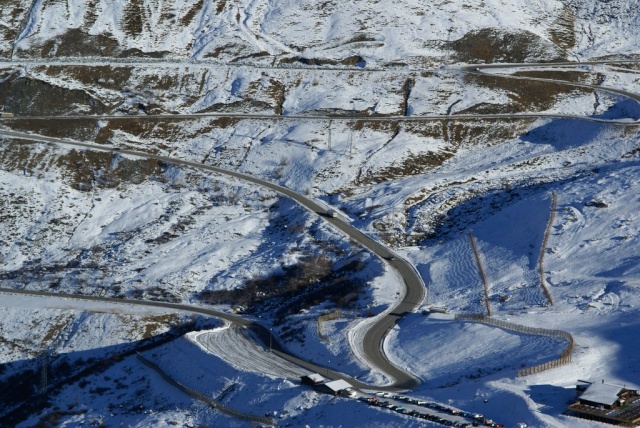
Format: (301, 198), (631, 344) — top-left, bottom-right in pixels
(455, 314), (574, 377)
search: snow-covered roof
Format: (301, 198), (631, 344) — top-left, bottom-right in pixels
(303, 373), (326, 384)
(323, 379), (352, 392)
(580, 383), (624, 406)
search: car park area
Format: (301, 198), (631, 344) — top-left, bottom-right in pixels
(361, 393), (504, 427)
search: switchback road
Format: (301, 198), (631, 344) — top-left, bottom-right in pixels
(2, 58), (639, 392)
(0, 128), (424, 390)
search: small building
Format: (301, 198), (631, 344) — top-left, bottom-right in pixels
(301, 373), (326, 386)
(568, 380), (640, 425)
(313, 379), (353, 396)
(578, 382), (625, 409)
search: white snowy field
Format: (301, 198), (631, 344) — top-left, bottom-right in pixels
(14, 326), (439, 428)
(2, 95), (640, 428)
(2, 0), (640, 426)
(391, 150), (640, 427)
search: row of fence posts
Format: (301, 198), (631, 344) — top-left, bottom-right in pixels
(317, 310), (342, 340)
(455, 314), (574, 377)
(539, 191), (557, 306)
(136, 353), (274, 425)
(469, 232), (491, 316)
(469, 191), (557, 313)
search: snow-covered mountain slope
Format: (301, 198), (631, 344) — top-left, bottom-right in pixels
(1, 0), (640, 427)
(2, 0), (638, 63)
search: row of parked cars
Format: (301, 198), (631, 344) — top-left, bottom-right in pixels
(368, 393), (503, 428)
(363, 397), (471, 427)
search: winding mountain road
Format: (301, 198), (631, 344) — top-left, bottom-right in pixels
(0, 111), (636, 124)
(0, 128), (424, 390)
(461, 63), (640, 103)
(1, 58), (640, 393)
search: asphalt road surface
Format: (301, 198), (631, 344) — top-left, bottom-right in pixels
(0, 111), (637, 124)
(1, 59), (638, 390)
(0, 129), (424, 390)
(463, 64), (640, 103)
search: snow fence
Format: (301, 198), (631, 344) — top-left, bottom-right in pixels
(455, 314), (574, 377)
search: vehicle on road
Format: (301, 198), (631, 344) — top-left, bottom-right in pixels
(326, 209), (338, 218)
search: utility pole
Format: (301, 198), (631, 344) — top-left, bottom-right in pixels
(327, 121), (332, 151)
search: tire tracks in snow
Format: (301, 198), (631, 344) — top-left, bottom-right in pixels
(191, 325), (308, 379)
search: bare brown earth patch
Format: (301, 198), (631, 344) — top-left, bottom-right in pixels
(451, 28), (565, 64)
(510, 70), (606, 85)
(181, 0), (205, 26)
(0, 118), (99, 142)
(40, 65), (134, 90)
(459, 73), (591, 113)
(361, 150), (454, 185)
(124, 0), (145, 37)
(346, 120), (530, 189)
(549, 5), (576, 51)
(0, 4), (29, 58)
(40, 29), (119, 57)
(0, 141), (164, 190)
(0, 74), (107, 116)
(356, 119), (530, 182)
